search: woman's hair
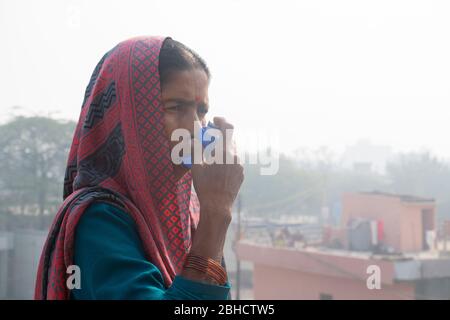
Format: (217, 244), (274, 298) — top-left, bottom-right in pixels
(159, 38), (210, 87)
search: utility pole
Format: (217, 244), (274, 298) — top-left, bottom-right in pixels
(235, 194), (242, 300)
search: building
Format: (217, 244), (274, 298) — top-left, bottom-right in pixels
(341, 191), (436, 253)
(237, 192), (450, 300)
(0, 230), (47, 299)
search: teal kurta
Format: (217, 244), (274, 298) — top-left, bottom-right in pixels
(71, 201), (231, 300)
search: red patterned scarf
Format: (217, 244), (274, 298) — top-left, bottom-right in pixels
(34, 36), (202, 299)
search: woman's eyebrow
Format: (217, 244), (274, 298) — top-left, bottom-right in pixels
(163, 98), (209, 109)
(163, 98), (195, 105)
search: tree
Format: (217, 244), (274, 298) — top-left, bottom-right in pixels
(0, 116), (76, 230)
(386, 151), (450, 220)
(240, 154), (323, 217)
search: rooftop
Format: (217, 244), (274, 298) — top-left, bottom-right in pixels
(237, 240), (450, 284)
(360, 190), (435, 203)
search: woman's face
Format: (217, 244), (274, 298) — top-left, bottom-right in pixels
(161, 68), (209, 179)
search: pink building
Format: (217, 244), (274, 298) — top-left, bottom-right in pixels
(237, 192), (450, 300)
(341, 192), (436, 253)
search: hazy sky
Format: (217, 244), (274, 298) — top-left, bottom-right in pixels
(1, 0), (450, 159)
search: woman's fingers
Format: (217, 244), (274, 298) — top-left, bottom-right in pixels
(213, 116), (235, 157)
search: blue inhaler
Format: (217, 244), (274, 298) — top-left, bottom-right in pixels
(181, 122), (218, 169)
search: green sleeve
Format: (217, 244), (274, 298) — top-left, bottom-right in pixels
(71, 201), (231, 300)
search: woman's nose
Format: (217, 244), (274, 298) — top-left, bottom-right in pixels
(182, 110), (202, 138)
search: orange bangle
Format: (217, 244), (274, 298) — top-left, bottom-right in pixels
(185, 255), (227, 284)
(184, 264), (226, 286)
(184, 254), (227, 285)
(185, 261), (226, 283)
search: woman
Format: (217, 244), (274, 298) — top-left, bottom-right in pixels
(34, 36), (244, 300)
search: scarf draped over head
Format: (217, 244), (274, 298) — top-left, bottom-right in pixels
(34, 36), (202, 300)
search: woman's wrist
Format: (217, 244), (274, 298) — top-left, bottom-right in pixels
(180, 206), (231, 284)
(198, 204), (232, 224)
(191, 207), (231, 261)
(190, 227), (226, 262)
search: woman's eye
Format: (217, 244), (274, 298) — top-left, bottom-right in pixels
(169, 105), (182, 111)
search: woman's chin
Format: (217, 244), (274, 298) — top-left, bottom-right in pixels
(173, 164), (190, 181)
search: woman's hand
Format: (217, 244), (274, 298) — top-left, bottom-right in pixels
(191, 116), (244, 222)
(186, 117), (244, 266)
